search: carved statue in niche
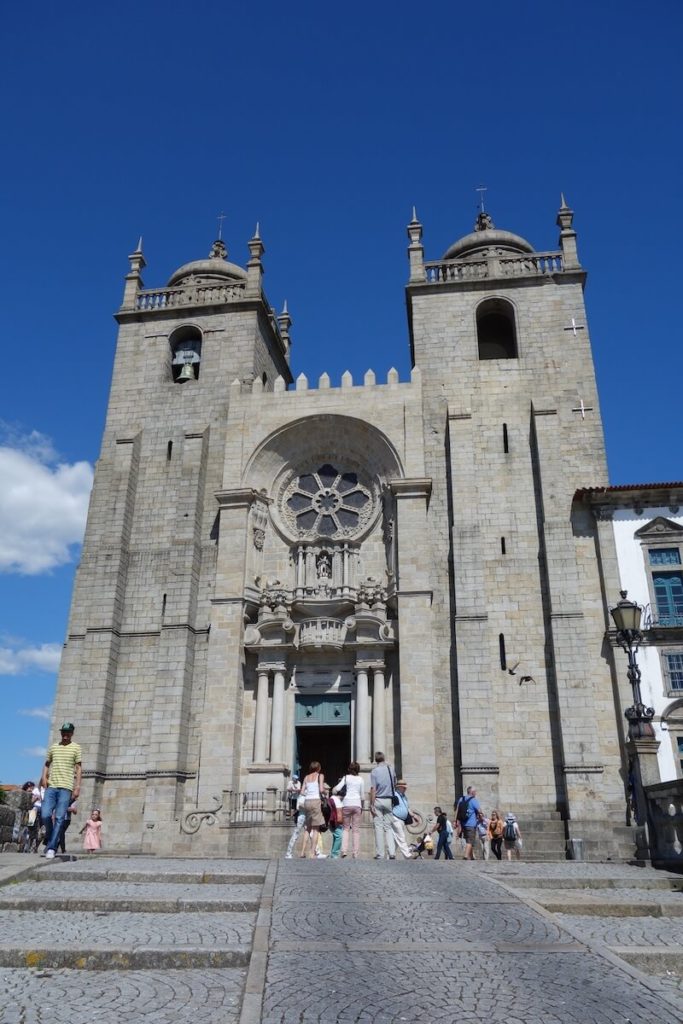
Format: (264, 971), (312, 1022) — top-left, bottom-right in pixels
(316, 551), (331, 579)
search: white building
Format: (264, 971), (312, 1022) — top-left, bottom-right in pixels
(576, 484), (683, 783)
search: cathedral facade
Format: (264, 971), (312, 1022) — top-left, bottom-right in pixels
(53, 202), (638, 856)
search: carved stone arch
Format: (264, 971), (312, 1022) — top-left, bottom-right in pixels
(242, 414), (404, 544)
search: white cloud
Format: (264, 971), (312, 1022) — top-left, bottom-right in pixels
(0, 423), (93, 575)
(18, 705), (53, 721)
(0, 643), (62, 677)
(22, 746), (47, 759)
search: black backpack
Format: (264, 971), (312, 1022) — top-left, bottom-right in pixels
(503, 819), (517, 842)
(455, 796), (472, 824)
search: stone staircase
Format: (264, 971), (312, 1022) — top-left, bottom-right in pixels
(0, 856), (271, 1023)
(491, 861), (683, 1001)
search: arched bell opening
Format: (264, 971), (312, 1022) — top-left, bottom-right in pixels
(170, 324), (202, 382)
(476, 298), (518, 360)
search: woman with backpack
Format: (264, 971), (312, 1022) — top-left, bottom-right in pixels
(333, 761), (364, 859)
(503, 812), (522, 860)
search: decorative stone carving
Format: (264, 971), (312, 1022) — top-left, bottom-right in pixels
(278, 462), (377, 542)
(259, 578), (289, 613)
(251, 496), (269, 550)
(180, 796), (221, 834)
(357, 576), (387, 609)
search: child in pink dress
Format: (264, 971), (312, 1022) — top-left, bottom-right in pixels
(81, 808), (102, 852)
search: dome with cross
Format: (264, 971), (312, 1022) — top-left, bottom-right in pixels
(443, 210), (534, 261)
(167, 239), (247, 286)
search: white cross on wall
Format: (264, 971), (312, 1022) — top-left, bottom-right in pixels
(571, 398), (593, 420)
(563, 318), (585, 336)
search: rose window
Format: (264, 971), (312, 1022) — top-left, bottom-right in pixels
(282, 464), (374, 539)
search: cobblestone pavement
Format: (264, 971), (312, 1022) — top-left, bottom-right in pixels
(555, 913), (683, 946)
(259, 861), (683, 1023)
(0, 967), (246, 1023)
(0, 856), (682, 1023)
(0, 909), (256, 948)
(518, 885), (683, 915)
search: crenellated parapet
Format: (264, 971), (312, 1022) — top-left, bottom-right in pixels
(234, 364), (421, 397)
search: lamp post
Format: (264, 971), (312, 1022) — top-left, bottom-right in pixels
(610, 590), (656, 837)
(610, 591), (655, 740)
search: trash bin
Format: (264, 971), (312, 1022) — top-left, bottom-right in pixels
(568, 837), (584, 861)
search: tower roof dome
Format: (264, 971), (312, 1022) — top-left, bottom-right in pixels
(167, 239), (247, 287)
(443, 211), (534, 261)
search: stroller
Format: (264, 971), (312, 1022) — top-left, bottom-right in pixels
(409, 833), (434, 858)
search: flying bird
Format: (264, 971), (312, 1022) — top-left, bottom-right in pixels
(519, 675), (535, 685)
(507, 661), (520, 676)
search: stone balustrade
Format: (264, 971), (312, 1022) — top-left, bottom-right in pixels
(644, 778), (683, 870)
(298, 617), (348, 649)
(135, 281), (247, 310)
(424, 250), (564, 284)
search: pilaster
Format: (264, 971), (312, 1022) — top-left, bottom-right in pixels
(390, 477), (436, 807)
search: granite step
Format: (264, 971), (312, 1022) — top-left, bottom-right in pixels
(0, 879), (262, 913)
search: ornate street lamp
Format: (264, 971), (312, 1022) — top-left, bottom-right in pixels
(610, 591), (658, 842)
(610, 591), (655, 739)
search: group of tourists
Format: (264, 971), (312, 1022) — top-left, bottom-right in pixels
(285, 757), (523, 862)
(20, 722), (103, 857)
(434, 786), (522, 861)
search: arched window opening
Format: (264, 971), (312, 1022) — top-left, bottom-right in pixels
(170, 325), (202, 383)
(477, 299), (518, 360)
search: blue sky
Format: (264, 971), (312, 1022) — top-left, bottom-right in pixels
(1, 1), (681, 785)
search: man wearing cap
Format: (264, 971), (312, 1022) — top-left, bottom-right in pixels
(391, 779), (417, 859)
(40, 722), (82, 860)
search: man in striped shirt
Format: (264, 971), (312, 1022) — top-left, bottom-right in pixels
(40, 722), (82, 860)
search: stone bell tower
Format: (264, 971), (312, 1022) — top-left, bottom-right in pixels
(404, 199), (627, 852)
(52, 229), (293, 849)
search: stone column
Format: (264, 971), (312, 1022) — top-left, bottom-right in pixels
(355, 666), (370, 765)
(271, 667), (286, 764)
(296, 547), (304, 598)
(629, 735), (662, 860)
(253, 668), (270, 763)
(372, 665), (386, 755)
